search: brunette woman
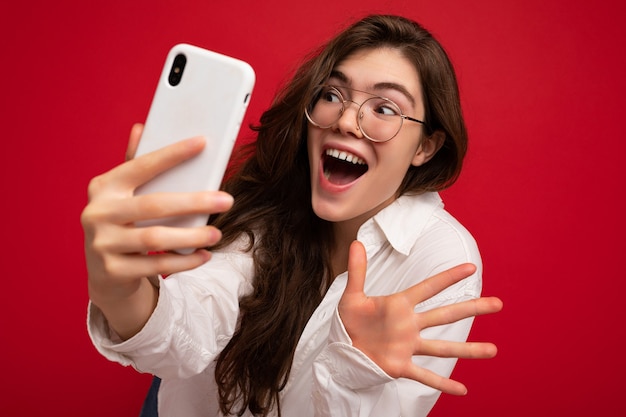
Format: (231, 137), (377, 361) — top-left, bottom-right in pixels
(84, 14), (502, 417)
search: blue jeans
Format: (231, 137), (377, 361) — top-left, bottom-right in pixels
(138, 376), (161, 417)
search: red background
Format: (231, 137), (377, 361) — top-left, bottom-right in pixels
(2, 0), (625, 416)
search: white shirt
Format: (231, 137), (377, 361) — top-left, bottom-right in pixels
(88, 192), (482, 417)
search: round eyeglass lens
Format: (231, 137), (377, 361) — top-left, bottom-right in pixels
(306, 86), (343, 128)
(358, 97), (403, 142)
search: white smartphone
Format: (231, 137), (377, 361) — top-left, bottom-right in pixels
(133, 44), (255, 248)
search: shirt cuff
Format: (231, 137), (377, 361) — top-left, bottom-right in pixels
(317, 308), (394, 390)
(86, 275), (172, 368)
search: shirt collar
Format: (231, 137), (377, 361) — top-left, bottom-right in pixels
(357, 192), (443, 256)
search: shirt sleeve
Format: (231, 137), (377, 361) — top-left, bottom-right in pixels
(87, 248), (254, 380)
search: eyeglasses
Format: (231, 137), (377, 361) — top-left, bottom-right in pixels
(305, 85), (425, 143)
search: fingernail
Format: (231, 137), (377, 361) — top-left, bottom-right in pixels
(215, 193), (234, 206)
(208, 228), (223, 243)
(184, 136), (206, 149)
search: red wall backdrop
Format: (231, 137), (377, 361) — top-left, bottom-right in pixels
(1, 0), (624, 416)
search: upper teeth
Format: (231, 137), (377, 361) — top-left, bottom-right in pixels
(325, 149), (366, 165)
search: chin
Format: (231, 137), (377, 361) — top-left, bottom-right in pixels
(311, 198), (349, 223)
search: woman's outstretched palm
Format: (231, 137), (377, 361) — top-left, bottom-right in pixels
(338, 241), (503, 395)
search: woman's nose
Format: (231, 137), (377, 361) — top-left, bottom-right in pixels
(333, 100), (364, 139)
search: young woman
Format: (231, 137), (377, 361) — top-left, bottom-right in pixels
(83, 14), (502, 417)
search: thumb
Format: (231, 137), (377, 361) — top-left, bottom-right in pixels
(344, 240), (368, 296)
(125, 123), (144, 161)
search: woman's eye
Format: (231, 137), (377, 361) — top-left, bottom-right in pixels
(375, 103), (399, 116)
(322, 89), (342, 103)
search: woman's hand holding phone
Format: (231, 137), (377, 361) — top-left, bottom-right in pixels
(81, 124), (233, 340)
(82, 44), (253, 339)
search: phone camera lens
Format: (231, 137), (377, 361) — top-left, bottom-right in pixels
(168, 53), (187, 86)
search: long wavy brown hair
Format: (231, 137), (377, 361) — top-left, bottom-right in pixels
(210, 14), (468, 416)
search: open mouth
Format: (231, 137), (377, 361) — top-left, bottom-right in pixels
(322, 148), (369, 185)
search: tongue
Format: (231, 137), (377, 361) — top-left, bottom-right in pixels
(324, 158), (367, 185)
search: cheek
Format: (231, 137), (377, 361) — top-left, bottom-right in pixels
(377, 142), (419, 173)
(372, 145), (419, 188)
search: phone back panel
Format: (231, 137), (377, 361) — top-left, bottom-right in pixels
(134, 44), (255, 229)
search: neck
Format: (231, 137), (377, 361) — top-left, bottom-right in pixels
(330, 220), (362, 277)
(326, 196), (399, 277)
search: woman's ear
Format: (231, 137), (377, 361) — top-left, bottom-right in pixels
(411, 130), (445, 167)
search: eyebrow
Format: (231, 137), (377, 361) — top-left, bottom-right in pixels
(329, 70), (416, 106)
